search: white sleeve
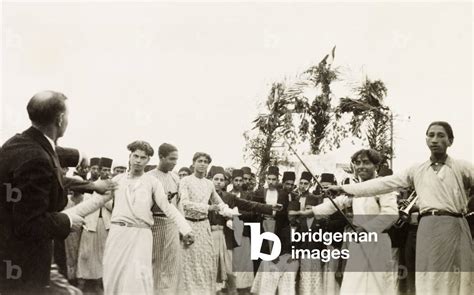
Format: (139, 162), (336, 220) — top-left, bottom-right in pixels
(343, 167), (414, 197)
(311, 195), (349, 216)
(62, 191), (113, 217)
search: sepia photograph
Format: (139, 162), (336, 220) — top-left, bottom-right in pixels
(1, 1), (472, 294)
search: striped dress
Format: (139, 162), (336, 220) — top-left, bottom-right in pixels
(146, 169), (182, 295)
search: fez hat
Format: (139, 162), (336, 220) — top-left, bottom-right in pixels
(267, 166), (279, 176)
(90, 157), (100, 167)
(300, 171), (312, 182)
(209, 166), (225, 178)
(241, 166), (252, 175)
(99, 157), (113, 169)
(320, 173), (336, 184)
(282, 171), (296, 182)
(232, 169), (244, 179)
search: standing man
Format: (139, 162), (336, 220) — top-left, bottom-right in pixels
(328, 121), (474, 295)
(230, 169), (244, 198)
(146, 143), (182, 295)
(241, 167), (252, 193)
(0, 91), (86, 292)
(112, 164), (127, 177)
(282, 171), (296, 194)
(77, 157), (113, 292)
(89, 157), (100, 181)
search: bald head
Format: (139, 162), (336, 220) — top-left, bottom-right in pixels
(27, 90), (68, 126)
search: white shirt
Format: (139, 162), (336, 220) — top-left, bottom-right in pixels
(265, 189), (278, 205)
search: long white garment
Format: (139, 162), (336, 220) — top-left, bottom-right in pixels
(63, 173), (191, 295)
(311, 193), (398, 295)
(342, 156), (474, 295)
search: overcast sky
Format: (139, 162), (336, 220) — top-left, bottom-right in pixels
(1, 1), (472, 172)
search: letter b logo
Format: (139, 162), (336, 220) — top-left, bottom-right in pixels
(245, 222), (281, 261)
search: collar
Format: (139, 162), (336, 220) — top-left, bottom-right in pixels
(43, 133), (56, 151)
(429, 154), (452, 168)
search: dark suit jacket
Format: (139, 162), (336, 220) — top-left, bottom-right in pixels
(209, 191), (274, 250)
(0, 127), (73, 291)
(248, 188), (290, 254)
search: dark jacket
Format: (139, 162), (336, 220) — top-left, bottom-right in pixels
(247, 188), (290, 254)
(0, 127), (74, 291)
(209, 191), (274, 249)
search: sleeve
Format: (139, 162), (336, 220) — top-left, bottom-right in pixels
(459, 160), (474, 190)
(62, 191), (113, 217)
(361, 192), (399, 233)
(63, 177), (94, 194)
(311, 195), (350, 216)
(234, 196), (273, 215)
(12, 158), (71, 240)
(152, 179), (192, 235)
(343, 167), (414, 197)
(179, 178), (210, 214)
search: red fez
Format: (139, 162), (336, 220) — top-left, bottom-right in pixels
(241, 166), (252, 175)
(90, 157), (100, 167)
(320, 173), (336, 184)
(99, 157), (113, 169)
(209, 166), (225, 178)
(267, 166), (279, 176)
(300, 171), (312, 182)
(232, 169), (244, 179)
(282, 171), (296, 182)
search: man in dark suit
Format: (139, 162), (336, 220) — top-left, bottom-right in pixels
(0, 91), (96, 293)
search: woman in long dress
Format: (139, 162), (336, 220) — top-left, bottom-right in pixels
(178, 153), (233, 295)
(64, 141), (193, 294)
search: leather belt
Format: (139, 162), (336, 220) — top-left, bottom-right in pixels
(153, 213), (167, 218)
(111, 221), (150, 229)
(185, 217), (208, 222)
(420, 210), (464, 218)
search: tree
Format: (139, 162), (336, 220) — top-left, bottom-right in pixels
(243, 82), (295, 187)
(324, 77), (393, 164)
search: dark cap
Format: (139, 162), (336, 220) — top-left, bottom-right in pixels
(90, 157), (100, 167)
(210, 166), (226, 178)
(320, 173), (336, 184)
(209, 166), (225, 178)
(282, 171), (296, 182)
(232, 169), (244, 179)
(99, 157), (113, 169)
(300, 171), (312, 182)
(241, 166), (252, 175)
(267, 166), (279, 177)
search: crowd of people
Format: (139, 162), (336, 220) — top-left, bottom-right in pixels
(0, 91), (473, 295)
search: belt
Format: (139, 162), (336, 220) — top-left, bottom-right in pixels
(420, 210), (464, 218)
(185, 217), (208, 222)
(111, 221), (150, 228)
(211, 225), (224, 231)
(153, 213), (167, 218)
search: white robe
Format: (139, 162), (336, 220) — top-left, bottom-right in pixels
(311, 192), (398, 295)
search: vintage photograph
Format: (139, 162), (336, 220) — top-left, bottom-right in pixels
(1, 1), (472, 294)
